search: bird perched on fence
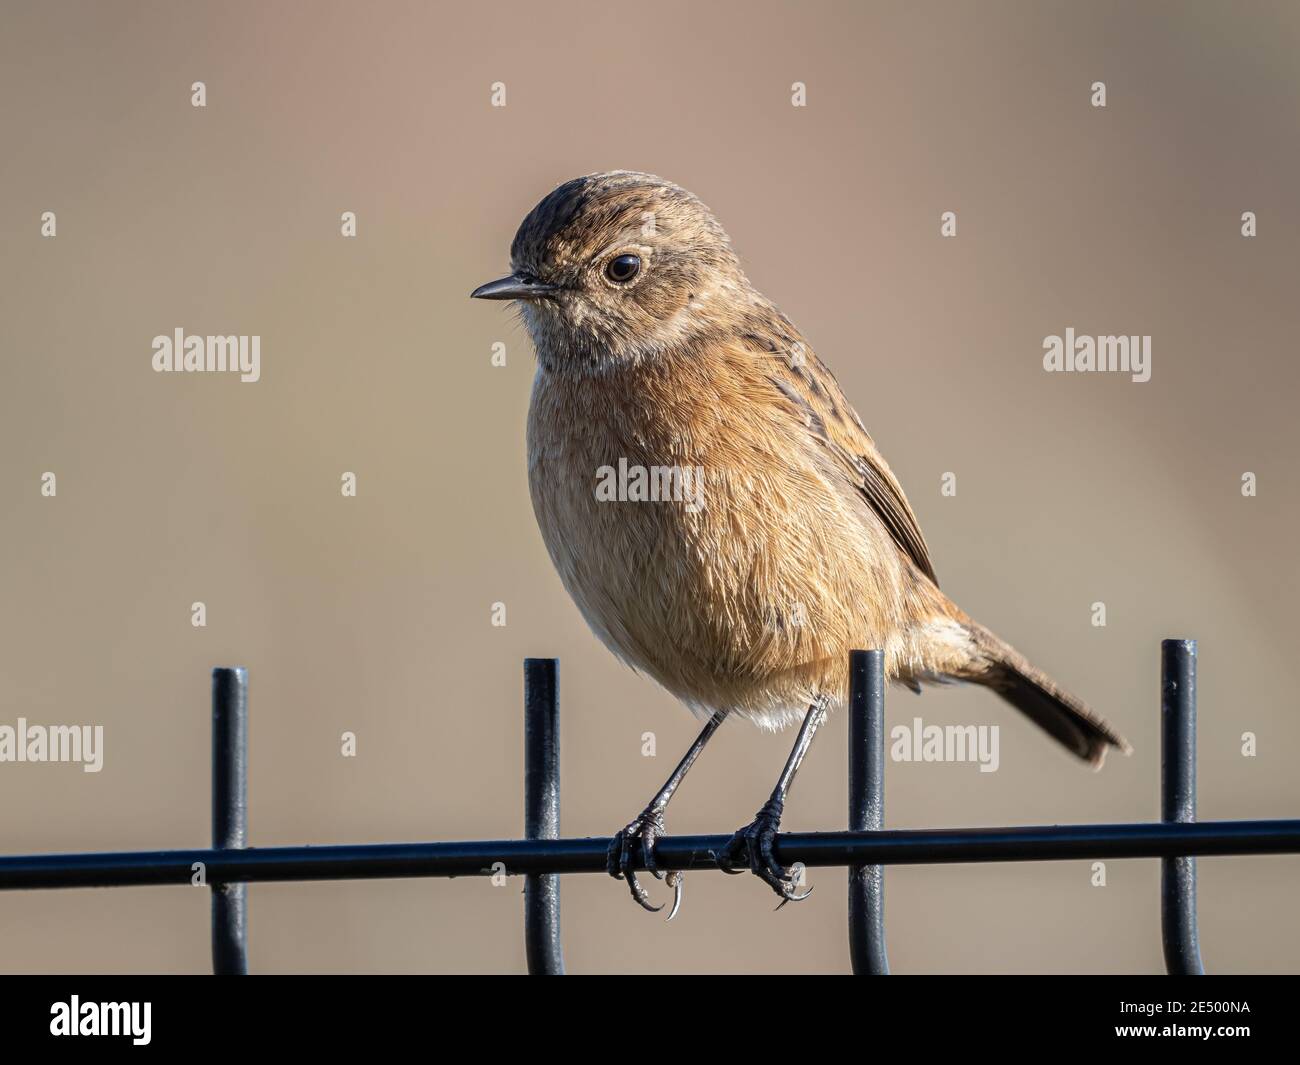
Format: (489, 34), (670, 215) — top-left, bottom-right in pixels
(472, 171), (1131, 917)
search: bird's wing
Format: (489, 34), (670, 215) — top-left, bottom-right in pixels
(736, 327), (940, 587)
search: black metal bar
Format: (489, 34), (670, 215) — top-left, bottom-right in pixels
(3, 819), (1299, 890)
(523, 658), (564, 975)
(849, 650), (889, 974)
(211, 667), (248, 975)
(1161, 639), (1205, 975)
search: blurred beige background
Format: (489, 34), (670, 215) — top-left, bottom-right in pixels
(1, 0), (1298, 973)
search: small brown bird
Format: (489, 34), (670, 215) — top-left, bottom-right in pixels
(473, 171), (1131, 915)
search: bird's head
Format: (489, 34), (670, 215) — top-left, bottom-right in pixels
(472, 171), (745, 371)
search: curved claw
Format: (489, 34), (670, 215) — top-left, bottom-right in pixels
(625, 869), (664, 913)
(718, 800), (813, 906)
(775, 881), (814, 910)
(606, 810), (678, 915)
(666, 872), (684, 921)
(606, 827), (662, 913)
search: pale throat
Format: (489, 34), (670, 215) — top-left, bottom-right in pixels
(523, 274), (742, 376)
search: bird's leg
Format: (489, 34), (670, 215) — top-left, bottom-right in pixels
(717, 696), (829, 904)
(608, 711), (725, 918)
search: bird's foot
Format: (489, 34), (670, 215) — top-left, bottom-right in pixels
(607, 807), (684, 919)
(716, 796), (812, 907)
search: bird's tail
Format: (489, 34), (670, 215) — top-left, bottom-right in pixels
(963, 622), (1132, 769)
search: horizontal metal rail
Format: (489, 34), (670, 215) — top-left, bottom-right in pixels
(2, 819), (1298, 890)
(2, 640), (1293, 974)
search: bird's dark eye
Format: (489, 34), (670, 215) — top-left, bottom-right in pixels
(605, 254), (641, 284)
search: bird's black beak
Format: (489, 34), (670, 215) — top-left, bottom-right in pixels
(470, 274), (558, 301)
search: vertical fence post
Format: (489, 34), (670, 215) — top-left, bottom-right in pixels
(1161, 639), (1205, 975)
(211, 667), (248, 975)
(524, 658), (564, 975)
(848, 649), (890, 974)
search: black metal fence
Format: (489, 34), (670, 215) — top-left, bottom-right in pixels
(1, 638), (1298, 974)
